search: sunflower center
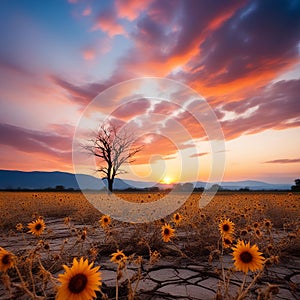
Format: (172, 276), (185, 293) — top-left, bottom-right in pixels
(2, 254), (10, 265)
(175, 215), (179, 220)
(116, 255), (123, 261)
(222, 224), (229, 232)
(240, 251), (253, 263)
(224, 238), (231, 245)
(104, 218), (108, 223)
(164, 228), (170, 235)
(68, 273), (88, 294)
(35, 223), (42, 231)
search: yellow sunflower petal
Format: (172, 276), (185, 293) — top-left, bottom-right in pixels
(56, 257), (101, 300)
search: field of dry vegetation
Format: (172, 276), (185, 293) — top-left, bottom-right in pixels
(0, 191), (299, 299)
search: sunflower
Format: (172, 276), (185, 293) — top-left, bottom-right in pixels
(64, 217), (71, 225)
(99, 215), (111, 228)
(232, 240), (264, 273)
(56, 257), (101, 300)
(161, 223), (175, 242)
(264, 219), (272, 229)
(16, 223), (23, 231)
(255, 229), (262, 238)
(240, 229), (248, 236)
(222, 236), (233, 249)
(0, 247), (15, 272)
(28, 218), (46, 236)
(173, 213), (183, 226)
(219, 218), (235, 237)
(110, 250), (127, 264)
(253, 222), (259, 229)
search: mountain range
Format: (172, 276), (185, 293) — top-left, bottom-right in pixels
(0, 170), (292, 191)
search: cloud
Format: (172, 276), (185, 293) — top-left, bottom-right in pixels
(81, 37), (112, 61)
(82, 48), (96, 61)
(220, 79), (300, 139)
(107, 0), (300, 107)
(92, 7), (125, 37)
(115, 0), (153, 21)
(82, 6), (91, 16)
(190, 152), (209, 158)
(117, 0), (244, 77)
(0, 57), (33, 77)
(151, 101), (179, 115)
(133, 134), (178, 165)
(183, 0), (300, 87)
(264, 158), (300, 164)
(0, 123), (73, 163)
(52, 0), (300, 146)
(50, 75), (106, 106)
(111, 98), (151, 120)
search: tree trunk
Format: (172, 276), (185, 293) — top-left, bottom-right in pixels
(108, 178), (113, 193)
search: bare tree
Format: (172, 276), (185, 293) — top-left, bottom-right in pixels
(84, 122), (143, 192)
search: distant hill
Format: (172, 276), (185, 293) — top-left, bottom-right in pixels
(218, 180), (291, 191)
(0, 170), (95, 190)
(0, 170), (291, 191)
(0, 170), (154, 191)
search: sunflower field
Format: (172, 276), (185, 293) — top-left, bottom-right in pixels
(0, 191), (299, 299)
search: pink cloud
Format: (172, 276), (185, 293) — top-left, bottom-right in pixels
(115, 0), (153, 21)
(92, 8), (125, 37)
(264, 158), (300, 164)
(47, 123), (75, 137)
(82, 6), (91, 16)
(0, 59), (32, 76)
(111, 98), (151, 120)
(82, 48), (96, 60)
(50, 75), (105, 106)
(220, 79), (300, 140)
(0, 123), (73, 168)
(152, 101), (179, 115)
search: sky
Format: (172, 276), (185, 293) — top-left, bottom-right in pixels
(0, 0), (300, 184)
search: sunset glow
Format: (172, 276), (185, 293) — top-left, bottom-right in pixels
(162, 177), (173, 185)
(0, 0), (300, 184)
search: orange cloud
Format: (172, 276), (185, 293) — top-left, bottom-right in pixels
(133, 134), (178, 165)
(115, 0), (153, 21)
(92, 13), (124, 37)
(189, 56), (299, 107)
(119, 2), (245, 78)
(190, 152), (209, 158)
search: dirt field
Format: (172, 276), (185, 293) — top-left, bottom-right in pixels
(0, 191), (299, 299)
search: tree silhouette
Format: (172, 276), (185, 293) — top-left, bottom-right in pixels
(84, 122), (143, 193)
(291, 178), (300, 192)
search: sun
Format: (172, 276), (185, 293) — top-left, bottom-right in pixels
(162, 176), (172, 184)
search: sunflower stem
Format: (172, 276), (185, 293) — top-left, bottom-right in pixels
(237, 273), (247, 300)
(14, 264), (37, 299)
(237, 271), (262, 300)
(116, 277), (119, 300)
(28, 252), (37, 296)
